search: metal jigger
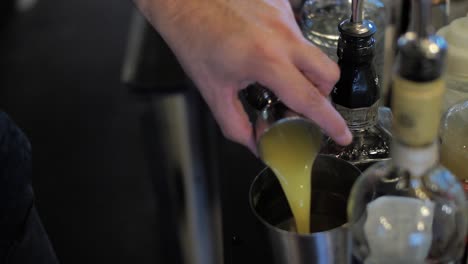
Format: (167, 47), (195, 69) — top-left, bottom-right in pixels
(242, 84), (316, 146)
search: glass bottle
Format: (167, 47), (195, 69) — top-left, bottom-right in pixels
(440, 100), (468, 191)
(440, 100), (468, 264)
(347, 0), (468, 263)
(301, 0), (387, 76)
(320, 0), (391, 172)
(437, 14), (468, 112)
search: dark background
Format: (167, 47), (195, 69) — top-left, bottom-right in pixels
(0, 0), (264, 263)
(0, 0), (158, 263)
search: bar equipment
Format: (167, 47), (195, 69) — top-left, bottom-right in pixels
(320, 0), (392, 171)
(242, 84), (318, 144)
(244, 83), (325, 235)
(122, 11), (224, 264)
(437, 12), (468, 264)
(301, 0), (387, 76)
(440, 100), (468, 191)
(347, 0), (468, 263)
(250, 154), (361, 264)
(437, 14), (468, 111)
(121, 1), (468, 264)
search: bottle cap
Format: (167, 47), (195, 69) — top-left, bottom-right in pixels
(339, 0), (376, 37)
(437, 15), (468, 79)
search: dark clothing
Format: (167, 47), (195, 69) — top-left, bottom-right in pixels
(0, 112), (58, 264)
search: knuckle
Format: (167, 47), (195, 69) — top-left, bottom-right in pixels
(320, 62), (340, 89)
(272, 19), (299, 39)
(252, 38), (280, 62)
(247, 40), (284, 76)
(306, 88), (326, 109)
(299, 91), (327, 117)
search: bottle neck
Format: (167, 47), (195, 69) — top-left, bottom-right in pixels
(337, 34), (376, 64)
(392, 140), (438, 177)
(392, 76), (445, 147)
(410, 0), (432, 39)
(332, 34), (380, 109)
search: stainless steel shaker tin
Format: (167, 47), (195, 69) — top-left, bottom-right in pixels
(249, 155), (361, 264)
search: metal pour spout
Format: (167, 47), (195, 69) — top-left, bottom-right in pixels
(351, 0), (364, 24)
(339, 0), (376, 37)
(411, 0), (433, 38)
(396, 0), (447, 82)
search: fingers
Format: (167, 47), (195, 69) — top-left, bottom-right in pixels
(257, 63), (352, 146)
(293, 40), (341, 97)
(211, 88), (258, 155)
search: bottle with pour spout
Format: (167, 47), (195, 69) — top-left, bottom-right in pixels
(347, 0), (468, 263)
(320, 0), (392, 172)
(301, 0), (387, 70)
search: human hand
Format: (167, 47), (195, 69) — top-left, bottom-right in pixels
(134, 0), (352, 154)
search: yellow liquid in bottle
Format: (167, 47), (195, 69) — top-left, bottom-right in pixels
(259, 120), (322, 234)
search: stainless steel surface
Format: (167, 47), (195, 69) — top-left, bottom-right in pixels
(249, 155), (361, 264)
(381, 0), (403, 104)
(412, 0), (433, 38)
(243, 85), (315, 144)
(151, 92), (225, 264)
(339, 19), (376, 36)
(350, 0), (364, 23)
(255, 112), (313, 145)
(123, 10), (225, 264)
(397, 0), (448, 81)
(338, 0), (376, 37)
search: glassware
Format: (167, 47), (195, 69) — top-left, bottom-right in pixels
(437, 14), (468, 112)
(301, 0), (387, 76)
(440, 100), (468, 191)
(320, 0), (391, 171)
(249, 154), (361, 264)
(243, 84), (324, 235)
(347, 0), (468, 263)
(446, 0), (468, 25)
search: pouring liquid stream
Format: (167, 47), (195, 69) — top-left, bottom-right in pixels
(259, 120), (322, 234)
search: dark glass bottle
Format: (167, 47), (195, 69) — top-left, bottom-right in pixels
(321, 0), (392, 171)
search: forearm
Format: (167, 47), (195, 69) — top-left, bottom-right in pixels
(132, 0), (184, 27)
(132, 0), (248, 74)
(133, 0), (223, 42)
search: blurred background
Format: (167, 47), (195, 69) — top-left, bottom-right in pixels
(0, 0), (159, 263)
(0, 0), (267, 263)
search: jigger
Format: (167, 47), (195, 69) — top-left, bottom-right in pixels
(242, 84), (320, 144)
